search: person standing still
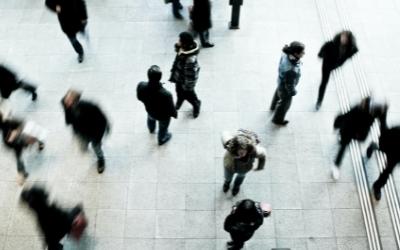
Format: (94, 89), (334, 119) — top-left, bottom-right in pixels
(190, 0), (214, 48)
(137, 65), (177, 145)
(46, 0), (89, 63)
(270, 41), (305, 125)
(316, 31), (358, 110)
(169, 32), (202, 118)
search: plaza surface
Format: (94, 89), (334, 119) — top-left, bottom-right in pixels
(0, 0), (400, 249)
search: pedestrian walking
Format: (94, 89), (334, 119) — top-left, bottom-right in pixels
(45, 0), (88, 63)
(61, 90), (110, 173)
(270, 41), (305, 125)
(21, 185), (88, 250)
(316, 31), (358, 110)
(0, 64), (37, 101)
(224, 199), (271, 250)
(137, 65), (177, 145)
(365, 105), (400, 200)
(169, 32), (202, 118)
(0, 112), (46, 184)
(221, 129), (266, 196)
(189, 0), (214, 48)
(165, 0), (184, 19)
(332, 97), (386, 180)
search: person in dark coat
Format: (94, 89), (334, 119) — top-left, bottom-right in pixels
(331, 97), (386, 180)
(0, 64), (37, 101)
(46, 0), (88, 63)
(61, 90), (109, 173)
(20, 185), (86, 250)
(137, 65), (177, 145)
(224, 199), (266, 250)
(169, 32), (202, 118)
(316, 31), (358, 110)
(365, 106), (400, 200)
(0, 113), (45, 184)
(270, 41), (305, 125)
(190, 0), (214, 48)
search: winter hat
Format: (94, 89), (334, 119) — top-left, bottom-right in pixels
(179, 32), (195, 47)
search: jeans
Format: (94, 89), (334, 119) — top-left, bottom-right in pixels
(317, 63), (333, 104)
(224, 168), (247, 188)
(175, 84), (201, 112)
(271, 88), (292, 122)
(14, 148), (27, 175)
(147, 115), (171, 143)
(199, 30), (210, 45)
(78, 135), (104, 162)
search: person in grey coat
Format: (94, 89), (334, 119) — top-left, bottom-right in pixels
(270, 41), (305, 125)
(221, 130), (266, 196)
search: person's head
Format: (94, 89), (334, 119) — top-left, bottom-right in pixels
(178, 32), (196, 50)
(62, 89), (82, 109)
(235, 199), (260, 222)
(20, 185), (49, 211)
(334, 30), (356, 47)
(282, 41), (305, 60)
(147, 65), (162, 83)
(227, 135), (254, 158)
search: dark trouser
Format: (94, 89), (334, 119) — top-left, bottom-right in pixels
(17, 80), (36, 96)
(271, 88), (292, 122)
(14, 148), (27, 175)
(175, 84), (201, 112)
(317, 63), (333, 105)
(224, 168), (247, 188)
(199, 30), (210, 45)
(147, 115), (171, 143)
(68, 35), (84, 55)
(172, 0), (182, 15)
(335, 138), (351, 167)
(374, 156), (399, 191)
(78, 135), (104, 162)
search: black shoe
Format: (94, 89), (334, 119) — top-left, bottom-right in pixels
(159, 133), (172, 145)
(38, 142), (45, 151)
(366, 143), (378, 159)
(232, 186), (240, 196)
(175, 102), (182, 111)
(78, 53), (84, 63)
(97, 159), (105, 174)
(373, 183), (382, 201)
(272, 119), (289, 126)
(173, 12), (183, 20)
(226, 241), (234, 246)
(223, 182), (230, 193)
(202, 42), (214, 48)
(315, 102), (321, 111)
(32, 92), (37, 101)
(193, 100), (201, 118)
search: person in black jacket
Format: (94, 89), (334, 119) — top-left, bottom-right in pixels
(21, 185), (86, 250)
(0, 64), (37, 101)
(332, 97), (386, 180)
(0, 113), (45, 184)
(61, 90), (109, 173)
(224, 199), (265, 250)
(169, 32), (202, 118)
(365, 107), (400, 200)
(137, 65), (177, 145)
(316, 31), (358, 110)
(190, 0), (214, 48)
(46, 0), (88, 63)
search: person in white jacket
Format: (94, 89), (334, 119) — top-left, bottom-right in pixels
(221, 130), (266, 196)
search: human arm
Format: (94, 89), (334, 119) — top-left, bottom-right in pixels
(254, 146), (266, 170)
(183, 56), (200, 90)
(282, 70), (298, 96)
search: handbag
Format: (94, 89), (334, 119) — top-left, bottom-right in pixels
(70, 212), (88, 241)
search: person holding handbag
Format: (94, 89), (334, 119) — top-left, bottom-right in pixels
(190, 0), (214, 48)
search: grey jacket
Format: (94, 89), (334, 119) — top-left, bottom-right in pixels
(277, 53), (302, 96)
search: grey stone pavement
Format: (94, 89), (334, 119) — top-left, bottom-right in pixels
(0, 0), (400, 249)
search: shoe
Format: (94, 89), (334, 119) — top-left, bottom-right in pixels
(149, 129), (156, 134)
(315, 102), (321, 111)
(97, 159), (105, 174)
(159, 133), (172, 146)
(226, 241), (234, 246)
(32, 92), (37, 101)
(78, 53), (84, 63)
(223, 182), (230, 193)
(272, 119), (289, 126)
(366, 143), (378, 159)
(232, 186), (240, 196)
(38, 142), (45, 151)
(173, 12), (183, 20)
(175, 102), (182, 111)
(193, 100), (201, 118)
(202, 42), (214, 48)
(331, 165), (340, 180)
(373, 183), (382, 201)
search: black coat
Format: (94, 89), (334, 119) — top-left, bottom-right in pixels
(191, 0), (212, 32)
(55, 0), (88, 36)
(224, 210), (263, 242)
(318, 39), (358, 70)
(137, 81), (177, 121)
(62, 100), (109, 143)
(0, 118), (24, 152)
(0, 65), (20, 99)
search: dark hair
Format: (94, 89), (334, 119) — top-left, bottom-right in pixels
(282, 41), (305, 55)
(234, 199), (261, 223)
(333, 30), (357, 48)
(179, 32), (195, 48)
(147, 65), (162, 82)
(21, 185), (49, 210)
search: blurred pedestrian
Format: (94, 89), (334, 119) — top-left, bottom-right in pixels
(61, 90), (110, 173)
(169, 32), (202, 118)
(332, 97), (386, 180)
(224, 199), (270, 250)
(365, 105), (400, 200)
(46, 0), (88, 63)
(190, 0), (214, 48)
(137, 65), (177, 145)
(165, 0), (184, 19)
(21, 185), (88, 250)
(221, 129), (266, 196)
(270, 41), (305, 125)
(316, 31), (358, 110)
(0, 112), (45, 184)
(0, 64), (37, 101)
